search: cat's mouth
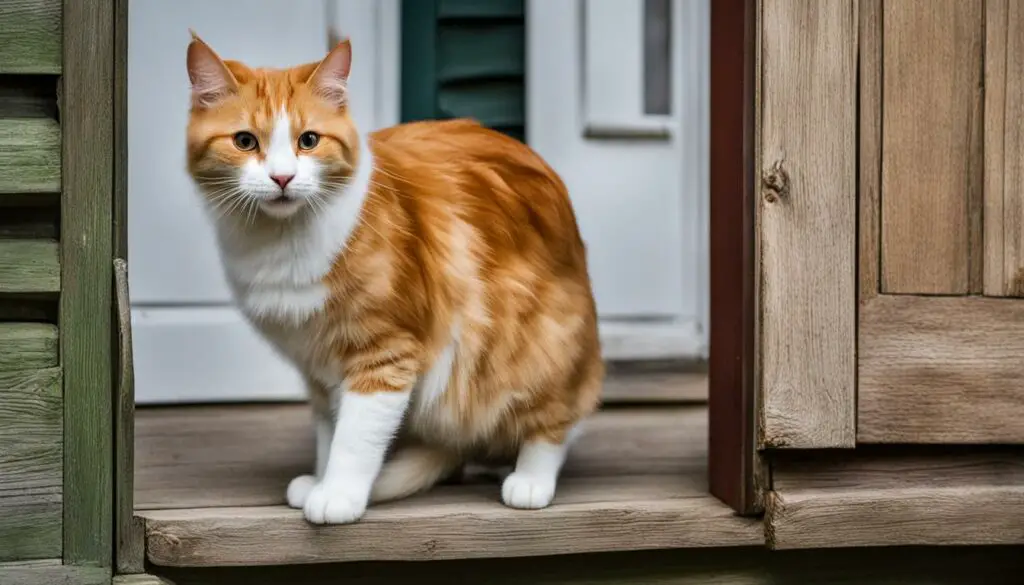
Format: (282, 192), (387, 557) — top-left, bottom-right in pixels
(259, 194), (305, 218)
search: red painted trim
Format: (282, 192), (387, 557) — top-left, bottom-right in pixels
(708, 0), (759, 515)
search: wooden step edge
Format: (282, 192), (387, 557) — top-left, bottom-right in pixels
(602, 371), (707, 404)
(113, 574), (177, 585)
(140, 494), (762, 567)
(765, 484), (1024, 550)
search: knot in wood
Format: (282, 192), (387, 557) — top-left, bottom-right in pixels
(761, 160), (789, 204)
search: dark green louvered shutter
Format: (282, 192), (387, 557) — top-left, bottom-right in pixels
(400, 0), (526, 142)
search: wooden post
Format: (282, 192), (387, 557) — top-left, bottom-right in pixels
(62, 0), (117, 567)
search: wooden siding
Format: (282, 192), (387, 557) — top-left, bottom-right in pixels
(858, 0), (1024, 443)
(0, 0), (64, 568)
(757, 0), (857, 449)
(859, 295), (1024, 443)
(984, 0), (1024, 296)
(0, 323), (58, 370)
(0, 367), (63, 561)
(0, 239), (59, 294)
(0, 118), (61, 193)
(0, 0), (61, 74)
(767, 449), (1024, 548)
(0, 560), (109, 585)
(879, 0), (983, 295)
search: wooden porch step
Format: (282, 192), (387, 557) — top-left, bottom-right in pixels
(134, 402), (762, 567)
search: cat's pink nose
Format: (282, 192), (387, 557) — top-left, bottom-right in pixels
(271, 174), (294, 189)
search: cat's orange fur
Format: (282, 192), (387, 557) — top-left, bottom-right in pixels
(185, 35), (602, 523)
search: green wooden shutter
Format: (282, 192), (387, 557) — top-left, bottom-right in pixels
(401, 0), (526, 142)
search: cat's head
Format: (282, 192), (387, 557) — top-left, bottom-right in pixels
(184, 33), (360, 221)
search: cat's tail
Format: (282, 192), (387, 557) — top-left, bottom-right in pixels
(370, 445), (462, 503)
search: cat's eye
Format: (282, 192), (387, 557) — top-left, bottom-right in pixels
(298, 131), (320, 150)
(233, 132), (259, 152)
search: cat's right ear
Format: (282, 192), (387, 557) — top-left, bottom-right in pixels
(308, 39), (352, 108)
(186, 32), (238, 108)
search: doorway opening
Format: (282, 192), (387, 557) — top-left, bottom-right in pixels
(121, 0), (759, 567)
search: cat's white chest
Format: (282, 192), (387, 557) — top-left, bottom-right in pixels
(220, 242), (335, 374)
(233, 280), (330, 325)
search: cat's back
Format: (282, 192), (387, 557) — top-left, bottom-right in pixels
(367, 119), (587, 265)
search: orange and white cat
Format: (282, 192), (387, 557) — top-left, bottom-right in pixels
(184, 34), (603, 525)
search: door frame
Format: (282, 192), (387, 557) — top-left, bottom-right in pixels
(707, 0), (762, 515)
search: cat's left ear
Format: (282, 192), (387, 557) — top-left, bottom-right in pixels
(186, 31), (238, 108)
(308, 39), (352, 108)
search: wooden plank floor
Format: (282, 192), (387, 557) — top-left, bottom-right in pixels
(135, 403), (762, 567)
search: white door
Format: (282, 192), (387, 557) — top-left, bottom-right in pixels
(128, 0), (400, 403)
(129, 0), (709, 404)
(526, 0), (710, 361)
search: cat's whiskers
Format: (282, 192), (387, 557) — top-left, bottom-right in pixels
(353, 211), (389, 245)
(307, 192), (330, 221)
(206, 189), (248, 219)
(367, 179), (400, 194)
(356, 206), (411, 238)
(197, 177), (240, 186)
(242, 190), (262, 225)
(373, 165), (412, 186)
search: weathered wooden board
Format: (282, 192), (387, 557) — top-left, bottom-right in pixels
(142, 488), (761, 567)
(0, 118), (61, 193)
(766, 485), (1024, 549)
(154, 546), (1024, 585)
(0, 367), (62, 562)
(859, 295), (1024, 443)
(602, 367), (707, 403)
(983, 0), (1024, 296)
(113, 575), (176, 585)
(134, 405), (762, 566)
(768, 439), (1024, 551)
(0, 0), (62, 74)
(772, 449), (1024, 491)
(0, 240), (60, 294)
(758, 0), (857, 448)
(0, 323), (57, 370)
(859, 0), (882, 302)
(114, 258), (145, 574)
(61, 0), (116, 566)
(0, 560), (110, 585)
(135, 406), (708, 510)
(880, 0), (983, 294)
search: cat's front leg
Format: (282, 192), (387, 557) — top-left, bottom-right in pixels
(287, 379), (336, 509)
(286, 409), (334, 509)
(501, 424), (582, 510)
(302, 378), (413, 525)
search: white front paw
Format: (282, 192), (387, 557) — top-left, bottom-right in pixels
(501, 472), (556, 509)
(286, 474), (317, 509)
(302, 479), (369, 525)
